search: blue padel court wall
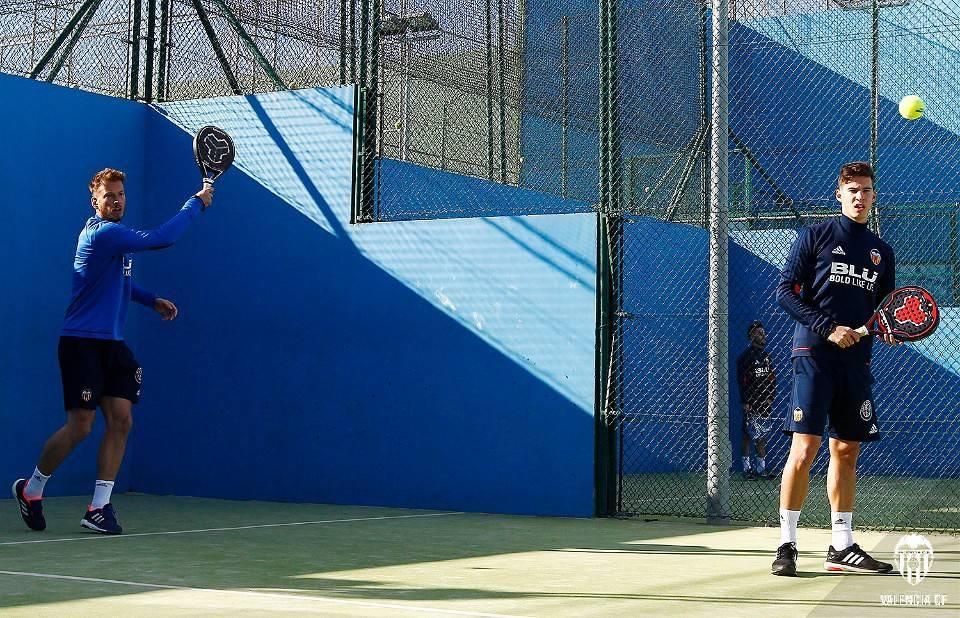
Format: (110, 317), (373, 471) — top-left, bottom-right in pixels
(0, 74), (596, 516)
(0, 73), (145, 497)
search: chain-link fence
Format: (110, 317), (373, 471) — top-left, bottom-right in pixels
(611, 0), (960, 532)
(0, 0), (353, 100)
(3, 0), (959, 531)
(355, 0), (600, 222)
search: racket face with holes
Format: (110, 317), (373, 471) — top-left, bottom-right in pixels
(865, 286), (939, 342)
(193, 125), (235, 182)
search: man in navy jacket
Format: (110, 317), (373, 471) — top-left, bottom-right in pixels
(772, 161), (896, 576)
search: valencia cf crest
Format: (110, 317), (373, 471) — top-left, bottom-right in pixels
(793, 407), (804, 422)
(870, 249), (881, 266)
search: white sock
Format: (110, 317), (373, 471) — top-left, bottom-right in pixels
(831, 512), (854, 550)
(24, 467), (50, 499)
(91, 480), (115, 509)
(742, 456), (752, 471)
(757, 457), (766, 474)
(779, 508), (800, 545)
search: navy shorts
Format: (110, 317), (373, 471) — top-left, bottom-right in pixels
(784, 356), (879, 442)
(58, 336), (142, 410)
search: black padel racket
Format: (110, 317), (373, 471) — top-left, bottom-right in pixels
(193, 125), (235, 183)
(855, 286), (939, 342)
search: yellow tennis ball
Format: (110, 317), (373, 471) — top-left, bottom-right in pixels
(899, 95), (925, 120)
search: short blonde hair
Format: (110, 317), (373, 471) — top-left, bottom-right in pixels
(89, 168), (126, 194)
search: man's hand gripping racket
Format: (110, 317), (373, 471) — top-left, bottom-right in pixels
(855, 286), (940, 343)
(192, 125), (235, 208)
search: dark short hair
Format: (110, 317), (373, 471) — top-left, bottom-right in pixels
(747, 320), (764, 337)
(837, 161), (874, 189)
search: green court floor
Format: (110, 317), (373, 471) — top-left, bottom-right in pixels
(1, 494), (957, 616)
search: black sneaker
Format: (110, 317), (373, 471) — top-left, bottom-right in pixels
(758, 470), (777, 480)
(742, 470), (757, 481)
(81, 503), (123, 535)
(824, 543), (893, 573)
(12, 479), (46, 531)
(772, 541), (798, 576)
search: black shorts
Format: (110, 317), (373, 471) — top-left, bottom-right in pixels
(58, 336), (142, 410)
(783, 356), (878, 442)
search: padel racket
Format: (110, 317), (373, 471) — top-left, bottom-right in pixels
(855, 285), (939, 342)
(193, 125), (235, 183)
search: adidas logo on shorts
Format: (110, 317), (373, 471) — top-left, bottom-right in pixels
(869, 424), (878, 435)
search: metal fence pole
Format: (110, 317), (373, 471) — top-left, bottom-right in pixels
(130, 0), (142, 99)
(706, 0), (731, 525)
(870, 0), (882, 236)
(144, 0), (156, 101)
(561, 15), (569, 198)
(595, 0), (622, 518)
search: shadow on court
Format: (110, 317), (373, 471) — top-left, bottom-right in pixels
(1, 495), (957, 616)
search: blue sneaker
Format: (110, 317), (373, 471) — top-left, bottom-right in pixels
(12, 479), (46, 531)
(81, 503), (123, 535)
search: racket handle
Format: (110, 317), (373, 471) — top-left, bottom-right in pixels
(202, 177), (215, 185)
(854, 326), (869, 337)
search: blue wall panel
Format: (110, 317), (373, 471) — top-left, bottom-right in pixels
(0, 78), (596, 516)
(133, 89), (597, 516)
(0, 74), (145, 497)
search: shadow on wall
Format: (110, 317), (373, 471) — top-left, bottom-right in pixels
(129, 86), (597, 516)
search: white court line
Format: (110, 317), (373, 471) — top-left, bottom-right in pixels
(0, 570), (530, 618)
(0, 511), (466, 546)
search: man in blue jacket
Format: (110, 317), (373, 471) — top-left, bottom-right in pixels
(772, 161), (896, 576)
(13, 168), (213, 535)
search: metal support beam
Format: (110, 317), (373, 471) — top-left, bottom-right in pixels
(340, 0), (348, 84)
(706, 0), (731, 526)
(485, 0), (494, 180)
(144, 0), (156, 101)
(728, 129), (802, 221)
(209, 0), (288, 90)
(130, 0), (142, 99)
(157, 0), (173, 101)
(560, 15), (569, 197)
(191, 0), (242, 94)
(47, 0), (105, 83)
(595, 0), (622, 518)
(869, 0), (883, 236)
(498, 0), (506, 182)
(29, 0), (100, 79)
